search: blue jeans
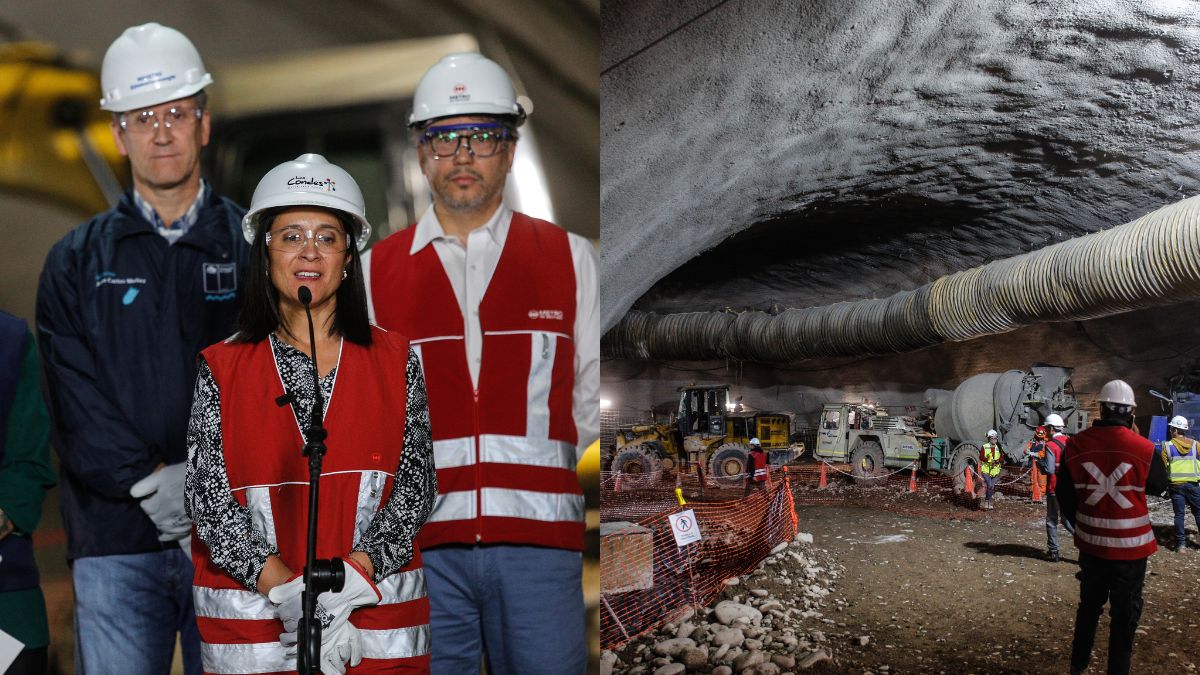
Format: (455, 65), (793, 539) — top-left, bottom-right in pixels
(1046, 494), (1075, 555)
(1169, 482), (1200, 547)
(982, 475), (997, 500)
(424, 545), (585, 675)
(72, 549), (200, 675)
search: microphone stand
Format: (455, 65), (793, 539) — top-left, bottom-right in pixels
(295, 286), (344, 674)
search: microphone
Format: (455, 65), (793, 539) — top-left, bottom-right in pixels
(276, 392), (296, 407)
(297, 285), (324, 432)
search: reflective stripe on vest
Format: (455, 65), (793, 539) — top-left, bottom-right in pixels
(201, 625), (431, 674)
(1165, 440), (1200, 482)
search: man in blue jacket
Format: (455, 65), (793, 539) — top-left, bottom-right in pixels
(35, 23), (247, 675)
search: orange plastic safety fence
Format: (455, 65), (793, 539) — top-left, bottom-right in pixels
(599, 467), (798, 651)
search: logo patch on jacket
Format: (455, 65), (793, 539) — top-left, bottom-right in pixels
(203, 263), (237, 301)
(528, 309), (564, 321)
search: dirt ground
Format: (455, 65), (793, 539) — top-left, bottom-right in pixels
(789, 493), (1200, 674)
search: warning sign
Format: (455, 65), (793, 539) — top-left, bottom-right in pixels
(668, 509), (702, 547)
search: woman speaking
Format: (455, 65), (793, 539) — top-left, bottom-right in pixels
(185, 154), (434, 674)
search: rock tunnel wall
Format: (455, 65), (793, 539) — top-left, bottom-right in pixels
(602, 0), (1200, 335)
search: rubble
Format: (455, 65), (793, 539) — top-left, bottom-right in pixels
(611, 534), (844, 673)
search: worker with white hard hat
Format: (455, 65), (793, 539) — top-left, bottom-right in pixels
(1041, 412), (1075, 563)
(363, 52), (598, 673)
(36, 22), (249, 675)
(184, 154), (435, 673)
(1057, 380), (1166, 675)
(745, 437), (769, 498)
(979, 430), (1002, 510)
(1161, 414), (1200, 552)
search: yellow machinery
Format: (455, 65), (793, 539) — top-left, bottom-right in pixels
(0, 43), (127, 214)
(609, 384), (801, 487)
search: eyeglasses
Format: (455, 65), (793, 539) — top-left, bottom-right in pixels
(119, 105), (203, 134)
(265, 226), (349, 253)
(420, 122), (512, 159)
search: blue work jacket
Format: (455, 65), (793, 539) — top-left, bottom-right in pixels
(36, 190), (248, 560)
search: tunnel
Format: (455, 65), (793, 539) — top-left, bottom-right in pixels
(601, 0), (1200, 425)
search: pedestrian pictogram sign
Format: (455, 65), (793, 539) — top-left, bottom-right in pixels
(668, 509), (702, 546)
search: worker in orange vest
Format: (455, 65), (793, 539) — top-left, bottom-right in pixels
(1025, 425), (1050, 503)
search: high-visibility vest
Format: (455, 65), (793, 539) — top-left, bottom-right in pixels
(750, 450), (768, 481)
(196, 330), (430, 673)
(370, 212), (584, 552)
(1164, 438), (1200, 483)
(980, 443), (1002, 477)
(1063, 424), (1157, 561)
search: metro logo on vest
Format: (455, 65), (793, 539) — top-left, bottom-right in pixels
(371, 212), (585, 552)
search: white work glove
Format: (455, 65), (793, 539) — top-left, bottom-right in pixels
(269, 559), (380, 658)
(278, 619), (364, 674)
(130, 463), (191, 543)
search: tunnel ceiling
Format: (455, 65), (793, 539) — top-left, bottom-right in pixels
(601, 0), (1200, 333)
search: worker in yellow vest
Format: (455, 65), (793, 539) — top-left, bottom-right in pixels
(1162, 415), (1200, 552)
(979, 430), (1003, 510)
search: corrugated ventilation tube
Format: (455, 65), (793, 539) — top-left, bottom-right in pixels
(602, 195), (1200, 362)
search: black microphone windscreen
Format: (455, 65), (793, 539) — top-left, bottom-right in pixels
(298, 286), (312, 305)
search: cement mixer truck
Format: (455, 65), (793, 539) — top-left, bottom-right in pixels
(813, 364), (1086, 479)
(921, 364), (1087, 478)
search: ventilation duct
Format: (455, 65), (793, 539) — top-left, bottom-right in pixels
(603, 195), (1200, 362)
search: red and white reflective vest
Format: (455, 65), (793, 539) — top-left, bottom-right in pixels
(194, 329), (430, 674)
(1062, 424), (1157, 561)
(369, 212), (584, 552)
(749, 449), (768, 482)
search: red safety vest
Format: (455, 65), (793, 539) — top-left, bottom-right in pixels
(1062, 424), (1157, 561)
(194, 329), (430, 674)
(750, 450), (768, 481)
(370, 212), (585, 552)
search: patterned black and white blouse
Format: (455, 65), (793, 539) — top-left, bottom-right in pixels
(184, 333), (436, 591)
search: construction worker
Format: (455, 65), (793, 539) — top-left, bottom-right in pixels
(1057, 380), (1164, 675)
(1043, 413), (1075, 562)
(979, 430), (1002, 510)
(1025, 425), (1049, 503)
(363, 53), (598, 674)
(1162, 415), (1200, 552)
(35, 23), (247, 675)
(745, 437), (769, 498)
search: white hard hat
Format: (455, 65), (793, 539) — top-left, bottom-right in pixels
(1170, 415), (1190, 431)
(242, 154), (370, 251)
(1097, 380), (1137, 407)
(749, 438), (761, 447)
(100, 23), (213, 112)
(1044, 414), (1065, 428)
(986, 429), (998, 438)
(409, 52), (526, 127)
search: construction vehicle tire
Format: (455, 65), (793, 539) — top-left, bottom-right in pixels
(708, 442), (750, 488)
(950, 443), (980, 493)
(610, 444), (662, 489)
(850, 441), (885, 482)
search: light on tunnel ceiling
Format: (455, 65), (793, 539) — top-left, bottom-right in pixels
(506, 126), (555, 223)
(600, 398), (612, 409)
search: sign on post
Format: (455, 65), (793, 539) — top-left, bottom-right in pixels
(668, 509), (703, 547)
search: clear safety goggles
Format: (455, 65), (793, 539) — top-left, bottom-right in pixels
(265, 225), (349, 254)
(420, 122), (512, 159)
(119, 105), (204, 134)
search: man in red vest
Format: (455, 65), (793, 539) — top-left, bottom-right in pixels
(1057, 379), (1165, 675)
(363, 53), (598, 674)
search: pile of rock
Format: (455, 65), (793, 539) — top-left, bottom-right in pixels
(603, 532), (844, 674)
